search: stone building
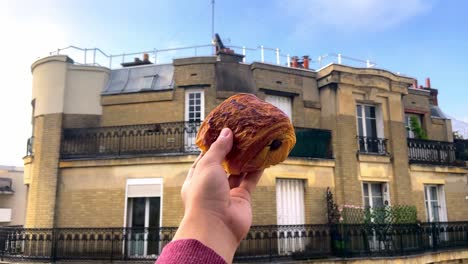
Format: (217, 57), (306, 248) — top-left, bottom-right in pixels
(0, 165), (27, 226)
(23, 47), (467, 232)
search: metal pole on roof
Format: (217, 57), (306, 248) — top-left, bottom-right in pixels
(211, 0), (215, 40)
(93, 49), (96, 65)
(242, 46), (246, 63)
(84, 48), (87, 64)
(260, 45), (264, 62)
(276, 48), (280, 65)
(109, 56), (113, 69)
(287, 54), (290, 67)
(337, 53), (342, 64)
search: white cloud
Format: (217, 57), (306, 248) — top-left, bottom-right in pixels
(279, 0), (433, 32)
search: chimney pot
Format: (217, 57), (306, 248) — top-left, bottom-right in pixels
(419, 85), (423, 89)
(425, 77), (431, 88)
(303, 55), (310, 69)
(291, 56), (299, 68)
(143, 53), (150, 62)
(413, 79), (418, 89)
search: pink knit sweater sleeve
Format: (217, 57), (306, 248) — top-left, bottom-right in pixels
(155, 239), (227, 264)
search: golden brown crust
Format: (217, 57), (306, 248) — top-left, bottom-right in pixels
(196, 93), (296, 174)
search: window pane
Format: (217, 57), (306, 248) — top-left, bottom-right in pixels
(357, 105), (362, 117)
(372, 197), (384, 208)
(363, 183), (369, 196)
(195, 99), (201, 105)
(189, 113), (194, 118)
(131, 198), (145, 228)
(195, 93), (200, 99)
(189, 93), (194, 99)
(364, 198), (370, 208)
(365, 106), (376, 118)
(371, 184), (383, 196)
(431, 201), (440, 221)
(366, 118), (377, 138)
(430, 186), (438, 201)
(195, 106), (200, 111)
(149, 197), (161, 228)
(189, 106), (194, 112)
(357, 117), (364, 136)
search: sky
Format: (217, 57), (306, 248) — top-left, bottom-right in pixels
(0, 0), (467, 166)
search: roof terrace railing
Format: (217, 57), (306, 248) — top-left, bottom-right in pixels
(49, 44), (379, 70)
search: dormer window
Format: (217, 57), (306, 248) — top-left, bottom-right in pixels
(142, 75), (157, 90)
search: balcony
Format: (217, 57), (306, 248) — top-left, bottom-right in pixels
(357, 136), (388, 155)
(407, 138), (466, 166)
(0, 178), (13, 194)
(0, 223), (466, 262)
(60, 122), (333, 160)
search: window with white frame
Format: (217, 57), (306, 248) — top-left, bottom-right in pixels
(356, 104), (385, 154)
(424, 185), (447, 222)
(185, 89), (205, 122)
(363, 182), (390, 208)
(265, 95), (292, 120)
(125, 178), (162, 256)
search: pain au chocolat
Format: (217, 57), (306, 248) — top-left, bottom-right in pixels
(195, 93), (296, 174)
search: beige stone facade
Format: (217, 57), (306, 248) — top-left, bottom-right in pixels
(23, 52), (467, 230)
(0, 166), (27, 226)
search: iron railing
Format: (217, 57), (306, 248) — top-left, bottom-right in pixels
(60, 122), (334, 160)
(357, 136), (388, 155)
(60, 122), (201, 159)
(454, 139), (468, 161)
(0, 223), (466, 262)
(407, 139), (462, 166)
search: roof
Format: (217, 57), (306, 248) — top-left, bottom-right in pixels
(103, 64), (174, 95)
(431, 105), (449, 119)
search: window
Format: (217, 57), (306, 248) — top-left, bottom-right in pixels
(363, 182), (390, 208)
(276, 179), (305, 254)
(265, 95), (292, 120)
(405, 113), (423, 138)
(357, 104), (377, 138)
(185, 90), (204, 122)
(142, 75), (157, 90)
(125, 178), (162, 256)
(357, 104), (385, 154)
(424, 185), (447, 222)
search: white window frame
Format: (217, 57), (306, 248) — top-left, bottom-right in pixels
(424, 184), (447, 222)
(356, 104), (384, 138)
(362, 182), (390, 208)
(185, 89), (205, 122)
(123, 178), (163, 257)
(265, 94), (293, 120)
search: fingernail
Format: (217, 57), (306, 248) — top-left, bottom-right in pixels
(220, 128), (230, 138)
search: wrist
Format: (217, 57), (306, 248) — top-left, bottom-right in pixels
(173, 209), (239, 263)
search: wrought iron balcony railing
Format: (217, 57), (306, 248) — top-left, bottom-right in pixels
(357, 136), (388, 155)
(0, 222), (467, 262)
(60, 122), (333, 160)
(407, 138), (463, 166)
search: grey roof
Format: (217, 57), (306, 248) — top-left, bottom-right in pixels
(103, 64), (174, 94)
(431, 105), (449, 119)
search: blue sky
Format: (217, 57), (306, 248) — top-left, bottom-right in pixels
(0, 0), (467, 166)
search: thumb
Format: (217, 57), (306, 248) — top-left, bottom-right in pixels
(200, 128), (233, 166)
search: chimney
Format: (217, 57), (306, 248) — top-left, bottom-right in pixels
(425, 77), (431, 88)
(413, 79), (418, 89)
(143, 53), (150, 62)
(303, 55), (309, 69)
(134, 57), (142, 63)
(419, 85), (423, 89)
(291, 56), (299, 68)
(429, 88), (438, 106)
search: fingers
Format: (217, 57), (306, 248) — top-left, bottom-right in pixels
(239, 170), (263, 195)
(199, 128), (233, 166)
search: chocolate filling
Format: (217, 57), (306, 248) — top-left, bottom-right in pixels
(270, 139), (282, 150)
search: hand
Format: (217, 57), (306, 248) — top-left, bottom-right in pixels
(173, 128), (263, 263)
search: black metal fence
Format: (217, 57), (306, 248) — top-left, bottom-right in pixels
(60, 122), (334, 160)
(407, 138), (461, 166)
(357, 136), (387, 155)
(1, 223), (467, 262)
(60, 122), (201, 159)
